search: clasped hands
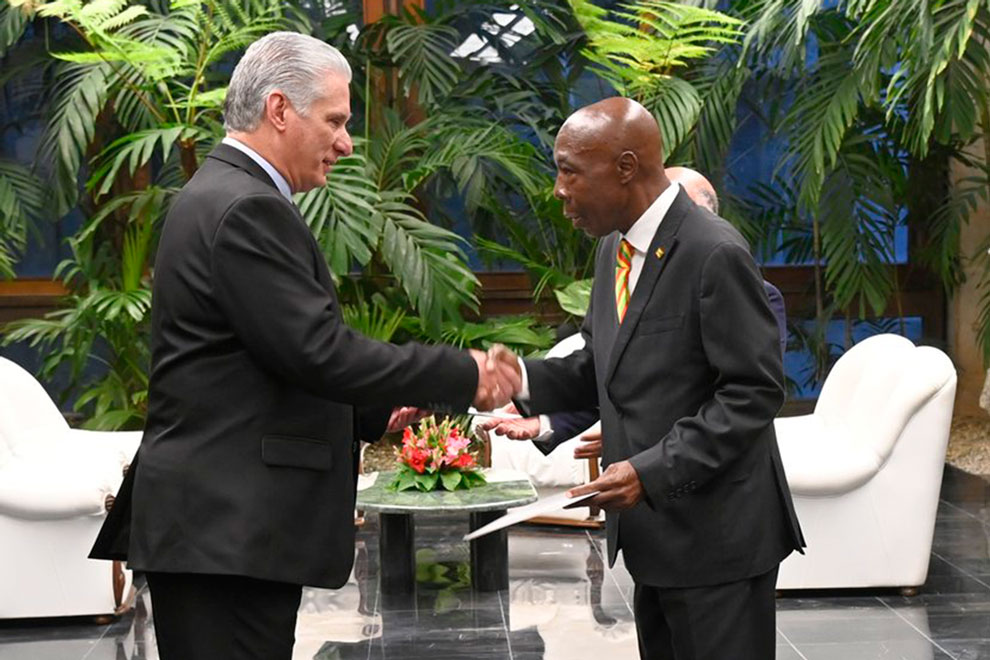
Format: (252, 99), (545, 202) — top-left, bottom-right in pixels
(384, 344), (522, 434)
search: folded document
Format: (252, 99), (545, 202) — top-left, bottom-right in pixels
(463, 490), (600, 541)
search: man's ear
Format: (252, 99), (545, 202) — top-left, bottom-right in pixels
(265, 91), (290, 132)
(617, 150), (638, 183)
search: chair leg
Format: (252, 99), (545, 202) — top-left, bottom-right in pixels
(112, 560), (125, 608)
(587, 457), (601, 518)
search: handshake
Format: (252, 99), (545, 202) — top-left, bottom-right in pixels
(384, 344), (521, 434)
(469, 344), (523, 411)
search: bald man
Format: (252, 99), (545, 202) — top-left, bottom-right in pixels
(482, 166), (789, 456)
(499, 98), (804, 660)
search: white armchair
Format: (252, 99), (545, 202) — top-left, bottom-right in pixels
(0, 357), (141, 619)
(775, 334), (957, 592)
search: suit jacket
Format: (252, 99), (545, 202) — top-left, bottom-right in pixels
(522, 189), (804, 589)
(91, 144), (476, 588)
(542, 280), (786, 454)
(763, 280), (788, 356)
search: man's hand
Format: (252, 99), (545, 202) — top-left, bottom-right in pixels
(573, 428), (602, 459)
(566, 460), (644, 512)
(385, 406), (429, 433)
(470, 345), (522, 411)
(478, 409), (542, 439)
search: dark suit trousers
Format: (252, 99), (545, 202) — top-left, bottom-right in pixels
(146, 571), (302, 660)
(633, 567), (778, 660)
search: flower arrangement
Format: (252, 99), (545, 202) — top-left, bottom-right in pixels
(387, 416), (487, 492)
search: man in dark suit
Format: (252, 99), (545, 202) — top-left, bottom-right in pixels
(483, 166), (789, 460)
(492, 98), (804, 659)
(90, 32), (519, 660)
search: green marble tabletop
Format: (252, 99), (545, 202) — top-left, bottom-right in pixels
(356, 472), (537, 514)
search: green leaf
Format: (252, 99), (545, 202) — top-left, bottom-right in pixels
(554, 278), (593, 317)
(385, 20), (460, 106)
(0, 159), (45, 278)
(440, 470), (463, 491)
(414, 472), (439, 492)
(88, 125), (205, 198)
(0, 1), (30, 58)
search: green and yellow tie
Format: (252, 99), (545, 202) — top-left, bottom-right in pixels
(615, 238), (633, 323)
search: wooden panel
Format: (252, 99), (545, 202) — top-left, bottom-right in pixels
(478, 266), (947, 342)
(363, 0), (424, 24)
(0, 279), (67, 323)
(762, 265), (946, 341)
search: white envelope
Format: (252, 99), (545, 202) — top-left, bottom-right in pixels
(463, 490), (600, 541)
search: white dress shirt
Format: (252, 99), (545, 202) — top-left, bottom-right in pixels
(221, 137), (294, 203)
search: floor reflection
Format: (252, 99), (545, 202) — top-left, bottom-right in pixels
(5, 466), (990, 659)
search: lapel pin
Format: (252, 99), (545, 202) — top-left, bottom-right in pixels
(655, 246), (665, 259)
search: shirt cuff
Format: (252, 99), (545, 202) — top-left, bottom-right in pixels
(517, 356), (531, 400)
(539, 414), (552, 435)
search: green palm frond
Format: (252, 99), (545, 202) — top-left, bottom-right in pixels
(403, 315), (553, 354)
(781, 48), (862, 212)
(920, 172), (987, 290)
(37, 61), (112, 214)
(742, 177), (805, 262)
(88, 124), (207, 197)
(341, 293), (406, 342)
(740, 0), (832, 73)
(384, 19), (461, 106)
(639, 76), (703, 159)
(364, 111), (429, 193)
(297, 153), (382, 275)
(33, 0), (144, 30)
(475, 236), (572, 301)
(571, 0), (743, 90)
(884, 0), (990, 156)
(690, 54), (749, 176)
(0, 1), (30, 57)
(976, 239), (990, 366)
(404, 119), (548, 211)
(200, 0), (291, 67)
(296, 154), (478, 329)
(377, 191), (479, 329)
(817, 161), (898, 316)
(0, 159), (45, 278)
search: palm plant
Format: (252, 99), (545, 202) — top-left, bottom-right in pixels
(2, 0), (578, 426)
(0, 159), (43, 278)
(737, 0), (990, 364)
(569, 0), (745, 162)
(1, 0), (305, 428)
(307, 1), (596, 322)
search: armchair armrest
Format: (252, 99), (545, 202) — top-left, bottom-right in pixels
(0, 460), (115, 520)
(774, 415), (881, 496)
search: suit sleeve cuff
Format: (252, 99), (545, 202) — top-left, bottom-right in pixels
(517, 356), (530, 400)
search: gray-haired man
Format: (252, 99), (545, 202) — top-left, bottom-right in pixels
(90, 31), (519, 660)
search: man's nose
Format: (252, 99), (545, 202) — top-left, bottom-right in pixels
(553, 177), (566, 200)
(338, 129), (353, 157)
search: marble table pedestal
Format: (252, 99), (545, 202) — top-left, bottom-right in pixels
(356, 472), (537, 595)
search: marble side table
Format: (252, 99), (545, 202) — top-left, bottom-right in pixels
(356, 472), (537, 594)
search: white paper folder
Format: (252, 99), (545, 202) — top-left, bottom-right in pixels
(463, 490), (600, 541)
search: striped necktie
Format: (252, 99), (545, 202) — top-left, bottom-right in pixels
(615, 238), (634, 323)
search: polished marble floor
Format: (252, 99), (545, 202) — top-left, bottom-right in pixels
(4, 466), (990, 659)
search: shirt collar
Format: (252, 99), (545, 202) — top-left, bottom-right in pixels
(622, 182), (680, 254)
(221, 136), (294, 203)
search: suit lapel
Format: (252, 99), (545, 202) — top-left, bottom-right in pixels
(594, 234), (622, 368)
(207, 143), (282, 193)
(604, 188), (692, 386)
